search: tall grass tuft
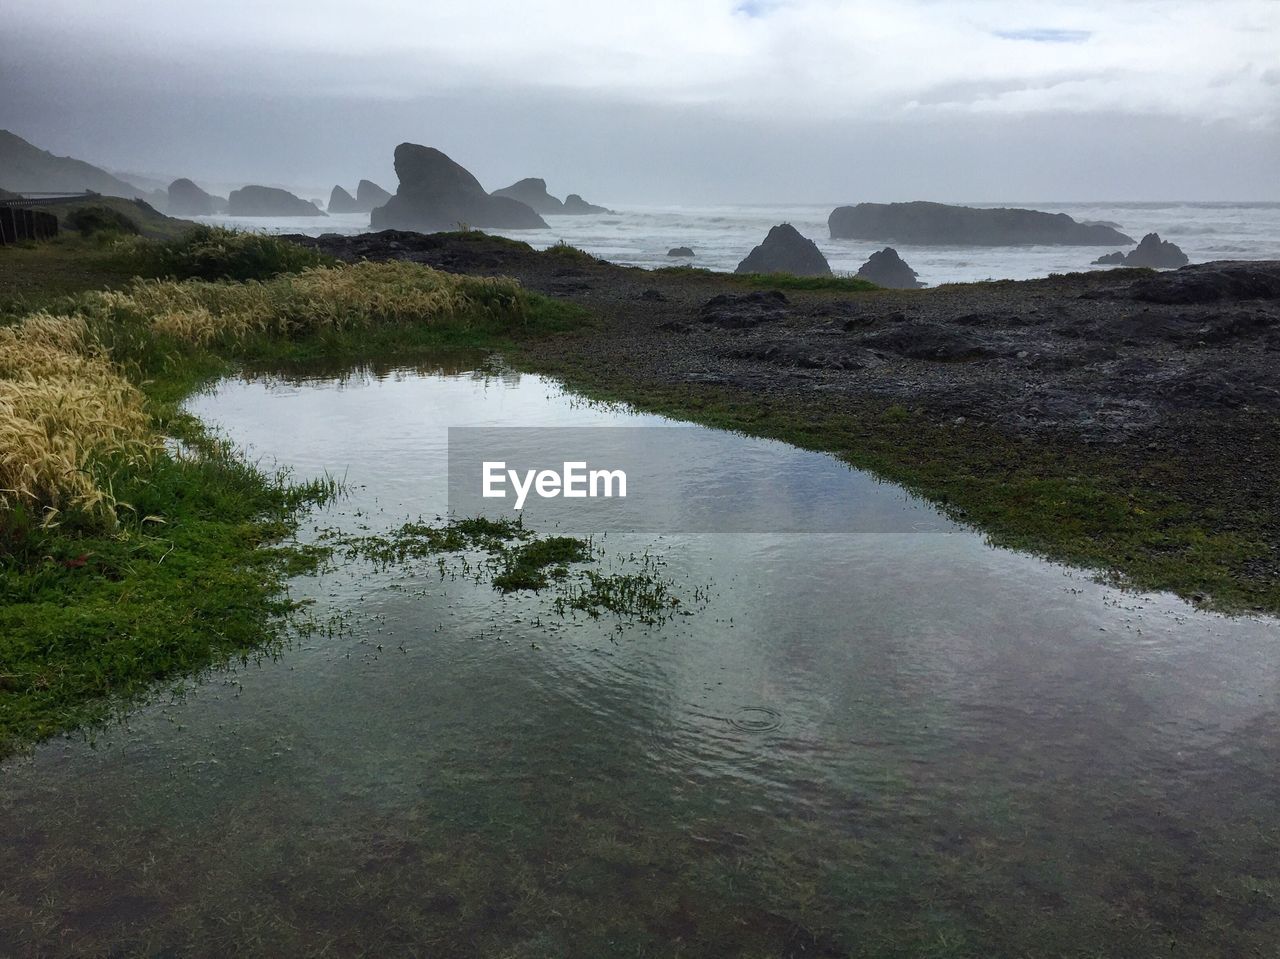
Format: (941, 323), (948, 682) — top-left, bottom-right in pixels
(0, 314), (156, 526)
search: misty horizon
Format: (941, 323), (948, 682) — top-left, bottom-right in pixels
(4, 0), (1278, 205)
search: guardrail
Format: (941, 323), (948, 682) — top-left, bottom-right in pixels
(0, 191), (100, 209)
(0, 207), (61, 245)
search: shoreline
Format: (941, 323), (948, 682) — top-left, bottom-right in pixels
(295, 230), (1280, 613)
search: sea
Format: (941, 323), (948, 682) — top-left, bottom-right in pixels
(194, 201), (1280, 286)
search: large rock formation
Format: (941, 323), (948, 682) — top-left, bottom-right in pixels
(370, 144), (547, 232)
(668, 246), (695, 257)
(329, 180), (392, 214)
(356, 179), (391, 210)
(562, 193), (609, 215)
(227, 185), (326, 217)
(829, 201), (1134, 246)
(328, 185), (359, 213)
(1094, 233), (1189, 269)
(166, 178), (220, 216)
(492, 179), (610, 215)
(492, 178), (565, 214)
(855, 248), (924, 288)
(735, 224), (831, 276)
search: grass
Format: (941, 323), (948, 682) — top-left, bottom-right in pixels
(108, 225), (336, 281)
(0, 231), (594, 756)
(32, 195), (196, 240)
(738, 272), (881, 292)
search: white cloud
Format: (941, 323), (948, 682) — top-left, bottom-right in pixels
(7, 0), (1279, 124)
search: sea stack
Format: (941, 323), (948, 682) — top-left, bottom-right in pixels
(166, 178), (219, 217)
(227, 185), (326, 217)
(369, 143), (547, 232)
(735, 224), (831, 276)
(1094, 233), (1189, 269)
(562, 193), (609, 215)
(855, 248), (924, 288)
(328, 185), (359, 213)
(492, 178), (565, 214)
(829, 201), (1134, 246)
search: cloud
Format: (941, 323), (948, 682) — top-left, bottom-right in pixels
(3, 0), (1276, 128)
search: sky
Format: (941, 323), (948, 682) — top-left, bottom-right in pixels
(2, 0), (1278, 203)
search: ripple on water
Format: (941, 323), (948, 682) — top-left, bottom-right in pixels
(727, 705), (783, 732)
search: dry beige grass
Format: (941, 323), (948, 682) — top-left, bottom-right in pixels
(0, 314), (156, 525)
(3, 261), (523, 525)
(91, 261), (527, 345)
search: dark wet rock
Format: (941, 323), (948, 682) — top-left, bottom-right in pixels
(562, 193), (609, 215)
(857, 322), (1003, 361)
(370, 143), (547, 232)
(1125, 233), (1190, 269)
(668, 246), (695, 257)
(166, 178), (218, 217)
(736, 224), (831, 276)
(731, 340), (868, 371)
(700, 290), (790, 329)
(492, 177), (565, 214)
(1129, 261), (1280, 304)
(1097, 233), (1189, 269)
(228, 185), (326, 217)
(855, 247), (924, 289)
(282, 229), (536, 273)
(657, 320), (691, 333)
(638, 289), (667, 302)
(829, 201), (1133, 246)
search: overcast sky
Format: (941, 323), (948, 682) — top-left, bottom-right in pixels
(3, 0), (1278, 202)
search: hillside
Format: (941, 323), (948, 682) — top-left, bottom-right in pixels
(0, 129), (145, 197)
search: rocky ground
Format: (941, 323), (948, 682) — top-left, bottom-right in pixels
(291, 230), (1280, 446)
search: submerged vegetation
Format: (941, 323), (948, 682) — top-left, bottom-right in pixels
(0, 229), (593, 756)
(323, 517), (688, 622)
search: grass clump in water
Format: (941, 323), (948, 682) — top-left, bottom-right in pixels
(492, 535), (593, 592)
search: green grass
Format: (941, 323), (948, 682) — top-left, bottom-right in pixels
(33, 196), (196, 240)
(517, 362), (1280, 615)
(738, 272), (882, 292)
(108, 225), (337, 280)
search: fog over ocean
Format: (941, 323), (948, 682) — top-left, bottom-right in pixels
(195, 201), (1280, 285)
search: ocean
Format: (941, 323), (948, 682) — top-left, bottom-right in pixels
(195, 201), (1280, 286)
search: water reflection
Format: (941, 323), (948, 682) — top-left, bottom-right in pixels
(2, 357), (1277, 957)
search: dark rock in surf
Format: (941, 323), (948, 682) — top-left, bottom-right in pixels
(829, 201), (1133, 246)
(668, 246), (695, 257)
(1124, 233), (1190, 269)
(735, 224), (831, 276)
(1092, 251), (1128, 265)
(855, 247), (924, 288)
(492, 178), (565, 214)
(562, 193), (609, 215)
(369, 143), (547, 232)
